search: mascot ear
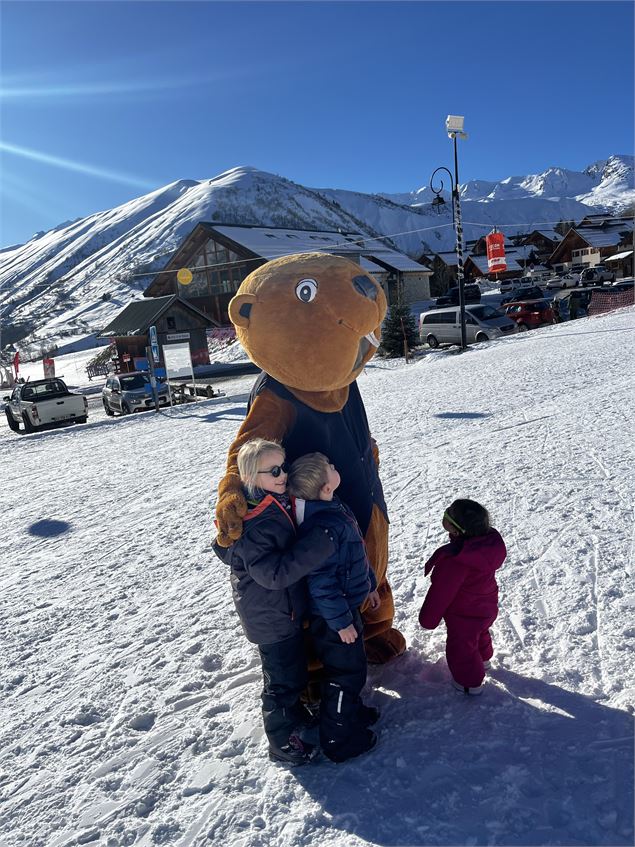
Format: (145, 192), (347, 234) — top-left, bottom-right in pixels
(229, 293), (257, 329)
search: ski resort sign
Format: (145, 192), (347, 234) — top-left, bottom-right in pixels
(163, 341), (194, 379)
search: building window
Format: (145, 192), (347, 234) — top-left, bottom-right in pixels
(167, 317), (176, 330)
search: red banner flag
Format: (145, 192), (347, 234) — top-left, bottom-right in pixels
(486, 230), (507, 274)
(13, 351), (19, 376)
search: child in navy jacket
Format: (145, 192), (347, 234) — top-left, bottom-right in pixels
(419, 499), (506, 695)
(288, 452), (381, 763)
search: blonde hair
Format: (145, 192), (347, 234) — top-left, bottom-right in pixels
(288, 452), (330, 501)
(237, 438), (285, 497)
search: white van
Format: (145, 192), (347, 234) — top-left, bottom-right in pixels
(419, 304), (518, 348)
(499, 277), (522, 294)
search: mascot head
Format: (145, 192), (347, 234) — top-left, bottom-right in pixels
(229, 253), (387, 392)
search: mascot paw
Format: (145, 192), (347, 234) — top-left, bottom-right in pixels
(216, 475), (248, 546)
(365, 628), (407, 665)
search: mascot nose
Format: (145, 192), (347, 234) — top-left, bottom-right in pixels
(352, 275), (379, 301)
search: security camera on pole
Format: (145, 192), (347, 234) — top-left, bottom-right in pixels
(446, 115), (468, 350)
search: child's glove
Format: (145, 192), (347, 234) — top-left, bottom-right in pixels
(215, 473), (248, 547)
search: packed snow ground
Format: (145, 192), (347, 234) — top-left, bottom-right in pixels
(1, 308), (634, 847)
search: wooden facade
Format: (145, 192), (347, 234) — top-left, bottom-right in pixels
(144, 224), (264, 325)
(99, 296), (217, 372)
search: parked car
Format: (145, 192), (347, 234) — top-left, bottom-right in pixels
(435, 283), (481, 307)
(4, 378), (88, 433)
(500, 286), (544, 306)
(546, 272), (579, 290)
(102, 372), (171, 415)
(419, 304), (518, 347)
(579, 265), (616, 286)
(499, 277), (521, 294)
(502, 300), (555, 331)
(611, 280), (634, 293)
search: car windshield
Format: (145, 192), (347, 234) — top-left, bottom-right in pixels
(468, 305), (503, 320)
(119, 375), (150, 390)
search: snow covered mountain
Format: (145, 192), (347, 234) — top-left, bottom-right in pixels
(0, 156), (632, 351)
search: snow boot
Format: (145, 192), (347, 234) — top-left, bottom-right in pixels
(358, 703), (380, 726)
(268, 734), (317, 767)
(323, 728), (378, 763)
(452, 679), (483, 696)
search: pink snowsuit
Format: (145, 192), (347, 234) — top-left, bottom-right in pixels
(419, 529), (506, 688)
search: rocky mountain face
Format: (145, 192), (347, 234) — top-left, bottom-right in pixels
(0, 156), (632, 351)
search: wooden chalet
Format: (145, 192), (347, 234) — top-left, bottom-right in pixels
(418, 251), (458, 295)
(548, 216), (634, 271)
(143, 223), (432, 322)
(98, 295), (217, 372)
(517, 229), (563, 260)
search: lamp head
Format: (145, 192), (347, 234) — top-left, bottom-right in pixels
(431, 195), (446, 214)
(446, 115), (465, 132)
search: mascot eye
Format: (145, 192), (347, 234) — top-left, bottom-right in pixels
(296, 278), (318, 303)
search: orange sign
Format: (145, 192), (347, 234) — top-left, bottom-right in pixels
(486, 231), (507, 274)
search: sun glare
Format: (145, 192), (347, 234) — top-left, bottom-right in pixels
(0, 142), (155, 190)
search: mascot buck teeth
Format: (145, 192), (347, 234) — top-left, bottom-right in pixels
(215, 252), (406, 664)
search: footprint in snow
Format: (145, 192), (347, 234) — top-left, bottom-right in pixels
(129, 712), (156, 732)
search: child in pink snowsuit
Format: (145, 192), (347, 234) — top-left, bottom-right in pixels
(419, 499), (506, 695)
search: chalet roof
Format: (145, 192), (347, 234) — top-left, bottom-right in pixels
(534, 230), (562, 241)
(210, 224), (430, 274)
(359, 257), (388, 274)
(604, 250), (633, 262)
(434, 252), (459, 266)
(98, 295), (216, 338)
(578, 215), (633, 228)
(507, 245), (537, 260)
(577, 228), (631, 248)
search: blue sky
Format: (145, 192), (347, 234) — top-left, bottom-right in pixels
(1, 0), (633, 247)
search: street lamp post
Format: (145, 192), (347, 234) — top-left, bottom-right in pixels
(430, 116), (469, 350)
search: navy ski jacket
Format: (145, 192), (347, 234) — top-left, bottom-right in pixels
(295, 496), (376, 632)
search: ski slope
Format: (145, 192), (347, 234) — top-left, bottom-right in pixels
(1, 307), (633, 847)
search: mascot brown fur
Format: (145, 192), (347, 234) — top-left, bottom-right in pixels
(215, 252), (406, 664)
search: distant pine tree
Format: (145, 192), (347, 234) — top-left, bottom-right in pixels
(380, 303), (419, 358)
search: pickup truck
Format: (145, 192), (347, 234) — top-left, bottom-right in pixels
(4, 378), (88, 433)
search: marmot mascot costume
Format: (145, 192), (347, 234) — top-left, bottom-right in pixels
(214, 252), (406, 664)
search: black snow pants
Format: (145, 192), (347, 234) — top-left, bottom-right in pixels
(309, 608), (368, 761)
(258, 631), (309, 750)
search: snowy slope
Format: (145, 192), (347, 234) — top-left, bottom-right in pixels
(1, 306), (633, 847)
(1, 157), (633, 352)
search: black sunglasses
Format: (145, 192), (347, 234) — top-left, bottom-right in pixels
(257, 462), (288, 478)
